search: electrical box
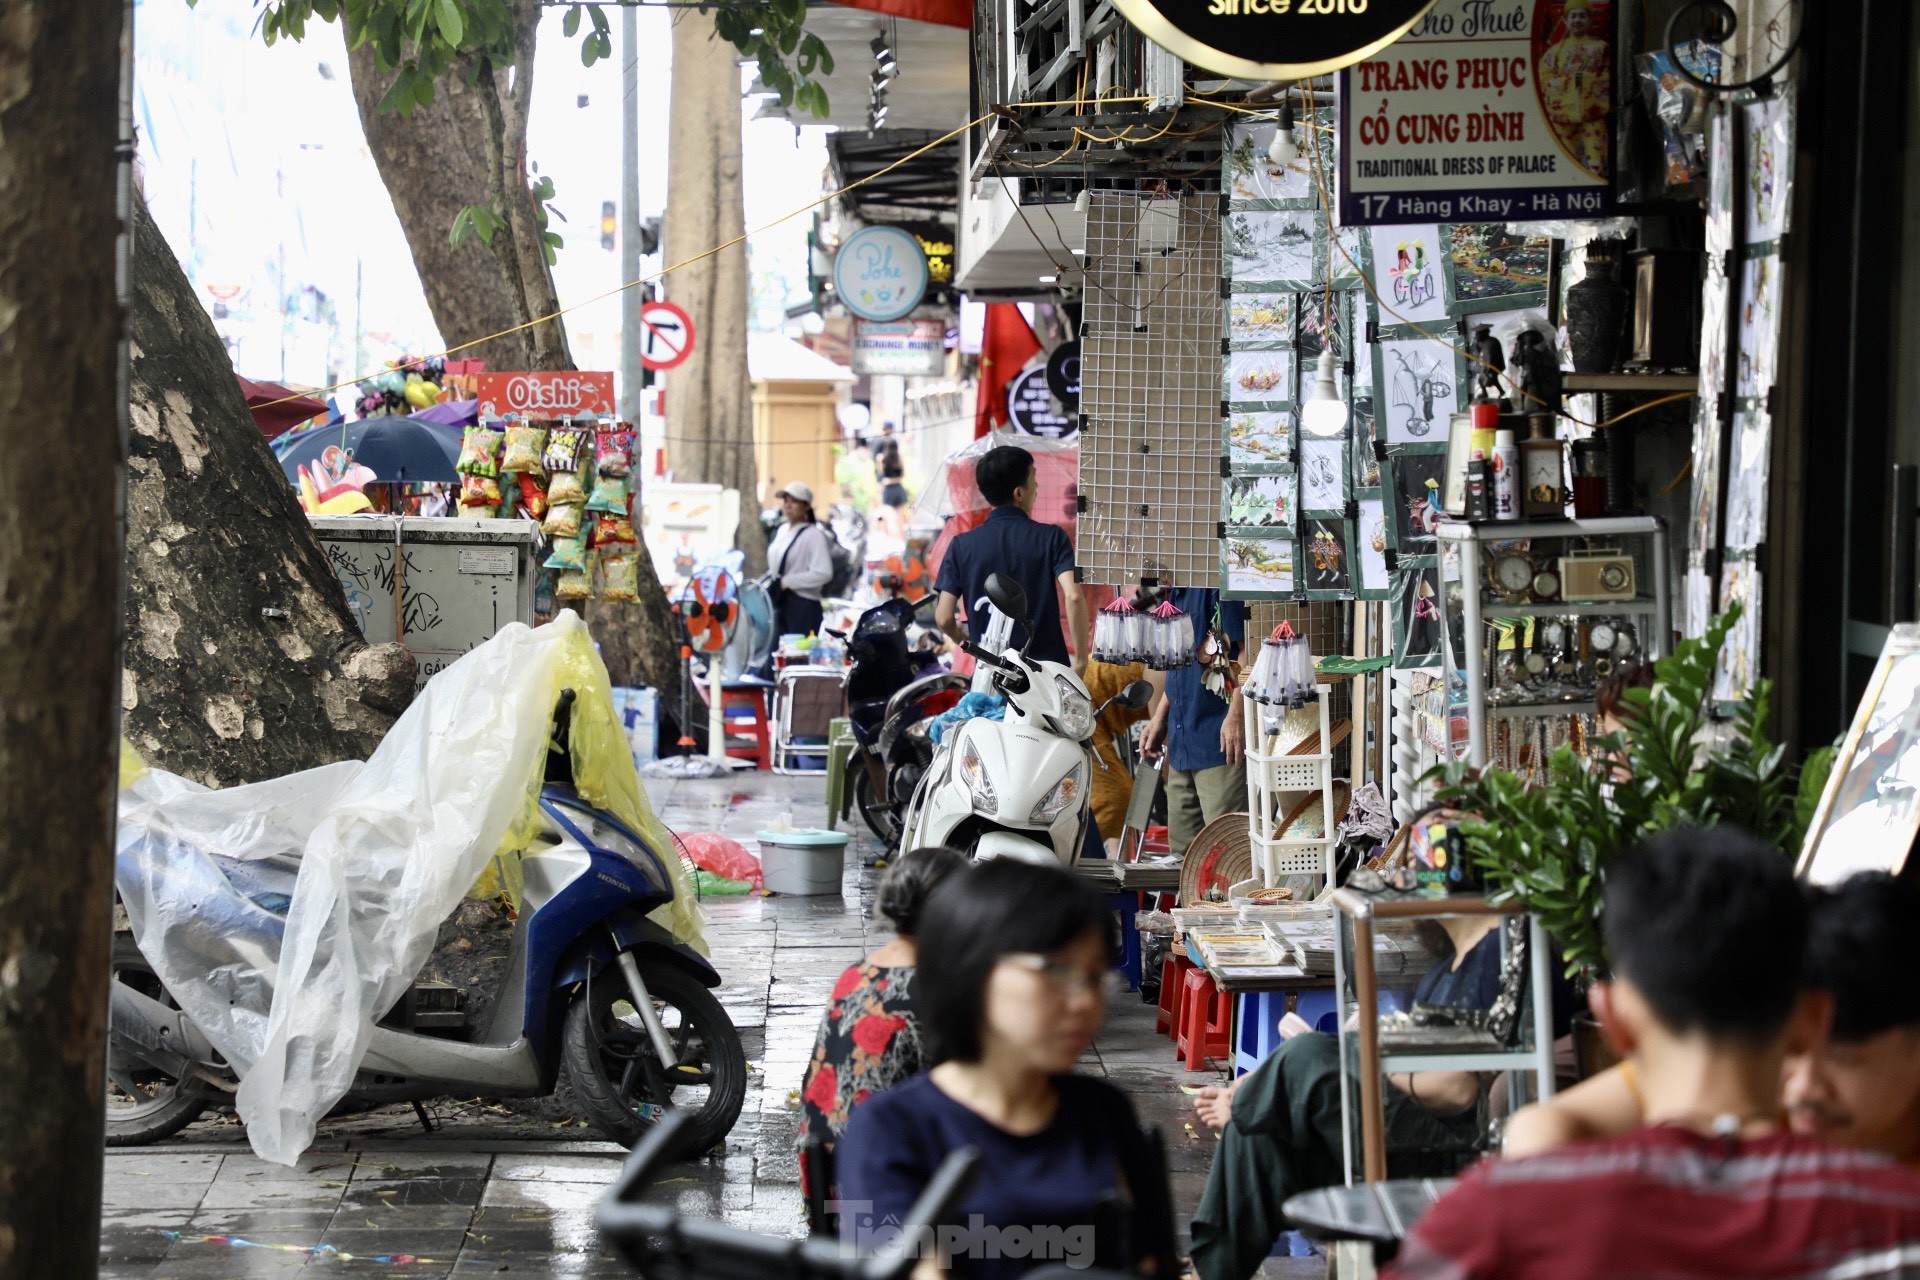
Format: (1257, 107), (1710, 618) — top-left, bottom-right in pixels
(308, 515), (540, 687)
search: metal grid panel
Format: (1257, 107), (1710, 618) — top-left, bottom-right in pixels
(1078, 192), (1223, 587)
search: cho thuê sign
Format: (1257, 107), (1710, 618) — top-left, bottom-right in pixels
(1338, 0), (1614, 225)
(1109, 0), (1437, 82)
(476, 371), (616, 418)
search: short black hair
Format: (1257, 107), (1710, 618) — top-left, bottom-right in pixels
(1603, 826), (1808, 1043)
(876, 846), (967, 938)
(914, 858), (1115, 1063)
(976, 445), (1035, 508)
(1806, 872), (1920, 1042)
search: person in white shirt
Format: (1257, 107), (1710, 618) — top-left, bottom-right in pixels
(766, 481), (834, 641)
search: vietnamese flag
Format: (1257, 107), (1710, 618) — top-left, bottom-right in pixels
(974, 303), (1042, 437)
(825, 0), (970, 28)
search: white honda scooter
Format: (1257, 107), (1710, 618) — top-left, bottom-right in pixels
(900, 574), (1152, 866)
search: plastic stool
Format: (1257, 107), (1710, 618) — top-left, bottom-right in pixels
(1157, 951), (1197, 1036)
(720, 683), (771, 769)
(1175, 968), (1231, 1070)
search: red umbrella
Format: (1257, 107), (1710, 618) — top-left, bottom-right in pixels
(237, 375), (329, 439)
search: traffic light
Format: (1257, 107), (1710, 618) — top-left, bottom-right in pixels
(601, 200), (616, 252)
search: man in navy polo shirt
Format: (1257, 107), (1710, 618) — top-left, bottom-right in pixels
(933, 444), (1087, 672)
(1142, 587), (1246, 856)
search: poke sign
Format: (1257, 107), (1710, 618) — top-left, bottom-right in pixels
(640, 300), (696, 372)
(832, 226), (929, 323)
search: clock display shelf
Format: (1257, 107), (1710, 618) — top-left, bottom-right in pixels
(1477, 597), (1660, 617)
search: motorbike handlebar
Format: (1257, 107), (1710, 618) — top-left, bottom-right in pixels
(959, 641), (1028, 693)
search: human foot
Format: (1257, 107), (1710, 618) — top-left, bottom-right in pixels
(1193, 1078), (1239, 1130)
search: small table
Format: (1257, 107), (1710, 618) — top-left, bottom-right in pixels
(1283, 1178), (1451, 1248)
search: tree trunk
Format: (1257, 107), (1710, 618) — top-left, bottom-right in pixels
(125, 198), (415, 787)
(666, 11), (766, 573)
(0, 3), (122, 1271)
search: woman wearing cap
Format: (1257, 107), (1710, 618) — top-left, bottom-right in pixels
(768, 481), (834, 640)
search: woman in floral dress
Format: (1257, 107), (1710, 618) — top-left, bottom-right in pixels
(798, 847), (966, 1164)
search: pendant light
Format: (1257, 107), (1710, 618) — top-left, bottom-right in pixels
(1300, 350), (1348, 438)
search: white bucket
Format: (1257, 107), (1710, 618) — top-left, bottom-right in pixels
(755, 829), (850, 896)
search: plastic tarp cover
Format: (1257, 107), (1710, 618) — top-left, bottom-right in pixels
(115, 611), (701, 1165)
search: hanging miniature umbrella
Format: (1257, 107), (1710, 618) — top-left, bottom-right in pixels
(1094, 596), (1137, 665)
(1146, 598), (1195, 671)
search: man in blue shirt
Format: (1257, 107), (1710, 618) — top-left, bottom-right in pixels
(933, 444), (1088, 672)
(1141, 587), (1246, 856)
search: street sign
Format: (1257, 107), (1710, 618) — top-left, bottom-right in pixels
(1006, 365), (1076, 440)
(640, 300), (696, 371)
(476, 371), (615, 417)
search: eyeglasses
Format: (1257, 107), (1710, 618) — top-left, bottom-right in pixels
(1000, 953), (1126, 997)
(1348, 865), (1420, 894)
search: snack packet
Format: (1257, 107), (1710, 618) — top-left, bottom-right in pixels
(595, 424), (635, 478)
(549, 470), (587, 506)
(503, 424), (549, 476)
(543, 533), (590, 573)
(586, 475), (630, 514)
(592, 513), (637, 546)
(459, 473), (501, 508)
(542, 502), (583, 539)
(555, 569), (594, 600)
(457, 426), (503, 477)
(544, 426), (589, 475)
(518, 473), (550, 519)
(599, 549), (641, 602)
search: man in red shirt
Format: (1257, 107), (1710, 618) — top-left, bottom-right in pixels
(1388, 827), (1920, 1280)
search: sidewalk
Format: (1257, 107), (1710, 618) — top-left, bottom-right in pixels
(101, 772), (1293, 1277)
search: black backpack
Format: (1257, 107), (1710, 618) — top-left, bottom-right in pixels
(819, 525), (859, 599)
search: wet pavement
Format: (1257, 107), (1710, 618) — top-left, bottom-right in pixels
(101, 771), (1318, 1278)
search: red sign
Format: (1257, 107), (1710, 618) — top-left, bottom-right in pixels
(640, 301), (696, 372)
(475, 371), (615, 418)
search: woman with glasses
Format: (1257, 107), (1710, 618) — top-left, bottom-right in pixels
(835, 859), (1176, 1280)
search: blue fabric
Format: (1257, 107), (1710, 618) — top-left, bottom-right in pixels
(933, 507), (1076, 666)
(1412, 928), (1502, 1010)
(837, 1073), (1167, 1280)
(929, 692), (1005, 744)
(1164, 589), (1245, 773)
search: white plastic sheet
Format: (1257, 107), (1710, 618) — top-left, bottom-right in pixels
(116, 612), (694, 1164)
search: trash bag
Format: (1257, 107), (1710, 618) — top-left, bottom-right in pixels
(678, 832), (763, 891)
(115, 611), (701, 1166)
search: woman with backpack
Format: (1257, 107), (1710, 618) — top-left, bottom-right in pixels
(767, 482), (835, 640)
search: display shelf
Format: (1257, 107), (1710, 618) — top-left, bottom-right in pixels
(1477, 598), (1660, 616)
(1434, 515), (1665, 541)
(1562, 372), (1698, 394)
(1244, 687), (1340, 885)
(1487, 700), (1599, 719)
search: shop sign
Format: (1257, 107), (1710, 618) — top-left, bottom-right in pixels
(851, 318), (947, 377)
(832, 226), (929, 323)
(1110, 0), (1437, 81)
(1045, 340), (1081, 411)
(1006, 365), (1077, 440)
(476, 371), (616, 418)
(1338, 0), (1614, 225)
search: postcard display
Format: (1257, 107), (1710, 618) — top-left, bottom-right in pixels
(1220, 117), (1555, 817)
(1689, 87), (1793, 702)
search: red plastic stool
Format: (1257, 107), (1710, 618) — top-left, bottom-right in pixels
(1157, 950), (1197, 1036)
(1175, 967), (1231, 1070)
(720, 683), (771, 769)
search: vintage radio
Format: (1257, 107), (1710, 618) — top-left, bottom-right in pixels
(1558, 550), (1637, 603)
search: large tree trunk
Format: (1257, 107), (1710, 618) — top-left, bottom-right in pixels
(667, 12), (766, 573)
(0, 2), (122, 1271)
(126, 198), (415, 786)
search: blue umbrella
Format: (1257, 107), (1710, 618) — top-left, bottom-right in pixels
(277, 415), (469, 485)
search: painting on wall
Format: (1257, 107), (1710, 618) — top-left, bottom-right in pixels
(1221, 533), (1297, 599)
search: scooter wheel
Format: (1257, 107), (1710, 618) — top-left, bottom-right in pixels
(105, 934), (208, 1147)
(562, 960), (746, 1156)
(852, 765), (901, 847)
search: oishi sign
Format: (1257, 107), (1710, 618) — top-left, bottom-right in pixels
(1109, 0), (1437, 81)
(1338, 0), (1614, 225)
(476, 371), (616, 418)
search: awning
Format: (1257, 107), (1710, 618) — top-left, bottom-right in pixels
(826, 129), (962, 224)
(823, 0), (969, 29)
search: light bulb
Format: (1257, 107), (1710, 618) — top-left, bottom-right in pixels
(1267, 101), (1301, 166)
(1074, 188), (1090, 214)
(1300, 351), (1347, 437)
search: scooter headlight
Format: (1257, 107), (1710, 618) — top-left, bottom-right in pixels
(958, 740), (998, 814)
(1048, 676), (1096, 741)
(1030, 760), (1089, 825)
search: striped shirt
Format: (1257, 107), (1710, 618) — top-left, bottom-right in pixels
(1387, 1125), (1920, 1279)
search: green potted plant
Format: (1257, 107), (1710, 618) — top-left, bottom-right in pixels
(1432, 605), (1832, 1017)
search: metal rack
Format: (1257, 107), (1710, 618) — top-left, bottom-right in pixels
(1437, 516), (1671, 769)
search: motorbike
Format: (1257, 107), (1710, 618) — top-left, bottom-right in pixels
(106, 688), (748, 1157)
(899, 574), (1151, 866)
(831, 596), (964, 846)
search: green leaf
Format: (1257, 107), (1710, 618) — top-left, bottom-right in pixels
(563, 3), (582, 37)
(435, 0), (464, 45)
(376, 66), (415, 114)
(582, 33), (600, 66)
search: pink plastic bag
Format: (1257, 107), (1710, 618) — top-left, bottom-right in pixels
(677, 832), (762, 891)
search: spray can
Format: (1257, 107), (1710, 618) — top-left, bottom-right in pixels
(1492, 427), (1520, 521)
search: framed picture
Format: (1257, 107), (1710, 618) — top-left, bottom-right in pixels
(1442, 225), (1552, 315)
(1684, 553), (1715, 640)
(1367, 224), (1449, 326)
(1723, 406), (1771, 550)
(1741, 86), (1795, 247)
(1226, 409), (1294, 471)
(1301, 517), (1354, 600)
(1441, 412), (1475, 517)
(1356, 495), (1392, 600)
(1699, 260), (1731, 406)
(1228, 292), (1296, 347)
(1225, 210), (1322, 288)
(1392, 560), (1445, 669)
(1388, 450), (1447, 555)
(1705, 107), (1735, 256)
(1734, 252), (1782, 403)
(1798, 623), (1920, 886)
(1299, 436), (1347, 513)
(1221, 532), (1297, 600)
(1223, 472), (1296, 531)
(1352, 433), (1382, 492)
(1297, 287), (1345, 362)
(1223, 108), (1333, 208)
(1227, 349), (1296, 407)
(1713, 558), (1762, 703)
(1375, 332), (1462, 445)
(1689, 393), (1725, 555)
(1330, 223), (1368, 289)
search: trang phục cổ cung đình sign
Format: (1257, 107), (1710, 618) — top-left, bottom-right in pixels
(1338, 0), (1613, 225)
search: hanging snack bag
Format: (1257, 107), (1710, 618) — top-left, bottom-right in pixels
(503, 424), (549, 476)
(592, 513), (638, 546)
(544, 425), (590, 475)
(542, 501), (583, 539)
(457, 425), (503, 477)
(595, 424), (635, 478)
(518, 473), (550, 519)
(555, 568), (594, 600)
(459, 473), (502, 509)
(599, 549), (641, 602)
(549, 469), (587, 506)
(544, 533), (590, 573)
(586, 474), (630, 515)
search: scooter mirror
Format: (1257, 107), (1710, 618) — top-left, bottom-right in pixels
(913, 596), (938, 627)
(984, 573), (1030, 626)
(1118, 679), (1154, 710)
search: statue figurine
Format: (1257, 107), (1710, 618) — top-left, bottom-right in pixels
(1512, 329), (1563, 412)
(1472, 324), (1506, 404)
